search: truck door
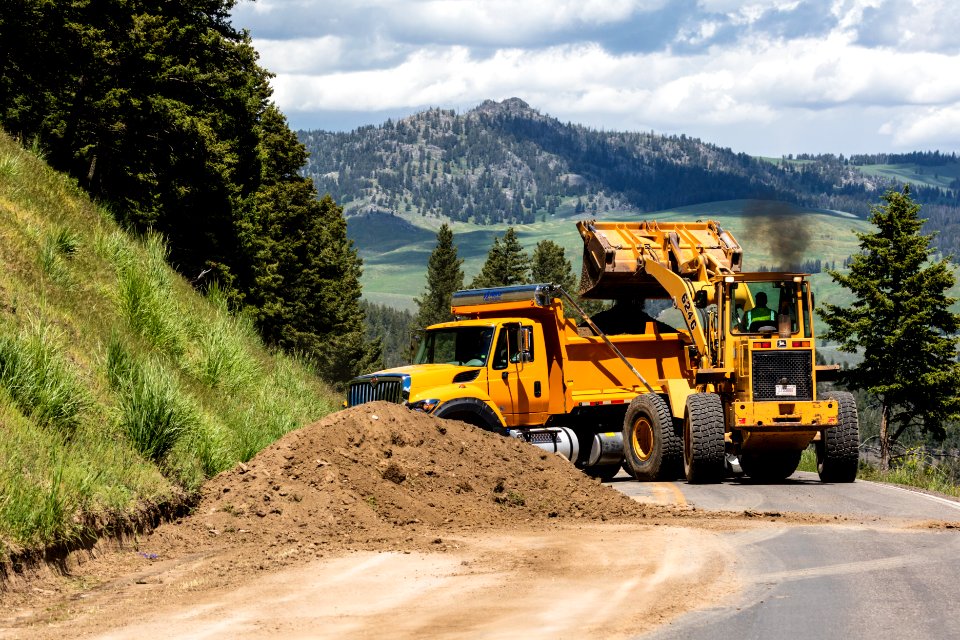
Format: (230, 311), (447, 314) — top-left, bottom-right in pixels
(487, 323), (548, 425)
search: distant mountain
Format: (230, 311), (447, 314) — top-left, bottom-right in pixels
(297, 98), (960, 257)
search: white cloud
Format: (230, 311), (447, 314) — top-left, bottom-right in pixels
(382, 0), (669, 46)
(880, 106), (960, 148)
(254, 36), (344, 74)
(270, 31), (960, 117)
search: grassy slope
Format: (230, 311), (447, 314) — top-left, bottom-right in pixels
(0, 132), (340, 559)
(856, 163), (960, 191)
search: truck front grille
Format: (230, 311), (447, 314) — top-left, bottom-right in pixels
(347, 377), (404, 407)
(752, 351), (813, 401)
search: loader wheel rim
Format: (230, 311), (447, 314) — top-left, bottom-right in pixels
(631, 417), (655, 462)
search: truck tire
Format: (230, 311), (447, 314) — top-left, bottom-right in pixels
(740, 450), (802, 482)
(817, 391), (859, 483)
(683, 393), (726, 484)
(622, 393), (682, 481)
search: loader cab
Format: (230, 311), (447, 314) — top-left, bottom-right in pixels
(726, 275), (813, 339)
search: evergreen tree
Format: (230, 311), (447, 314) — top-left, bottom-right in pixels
(414, 223), (464, 328)
(238, 107), (380, 387)
(0, 3), (380, 388)
(531, 239), (589, 318)
(470, 228), (530, 288)
(818, 186), (960, 469)
(530, 240), (576, 291)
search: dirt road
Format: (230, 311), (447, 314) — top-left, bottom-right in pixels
(5, 523), (736, 639)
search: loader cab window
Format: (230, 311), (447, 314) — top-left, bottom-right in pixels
(492, 325), (534, 370)
(730, 280), (805, 335)
(414, 326), (494, 366)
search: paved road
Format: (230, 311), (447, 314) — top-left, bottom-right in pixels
(610, 470), (960, 520)
(608, 471), (960, 640)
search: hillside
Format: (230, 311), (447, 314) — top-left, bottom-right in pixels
(299, 98), (960, 261)
(0, 131), (340, 564)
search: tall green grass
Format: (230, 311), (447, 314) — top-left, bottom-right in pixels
(0, 318), (90, 436)
(106, 336), (198, 464)
(0, 128), (341, 561)
(112, 233), (185, 357)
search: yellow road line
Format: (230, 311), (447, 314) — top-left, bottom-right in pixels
(651, 482), (688, 506)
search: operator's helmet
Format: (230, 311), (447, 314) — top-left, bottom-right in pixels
(755, 291), (767, 306)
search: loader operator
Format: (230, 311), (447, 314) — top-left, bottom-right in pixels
(743, 291), (776, 332)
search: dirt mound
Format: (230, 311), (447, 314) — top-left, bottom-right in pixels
(145, 402), (666, 571)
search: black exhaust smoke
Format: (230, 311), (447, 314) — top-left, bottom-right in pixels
(740, 200), (811, 271)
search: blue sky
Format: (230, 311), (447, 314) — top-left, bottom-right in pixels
(230, 0), (960, 156)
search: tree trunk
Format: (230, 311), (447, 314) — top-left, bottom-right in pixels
(879, 401), (891, 471)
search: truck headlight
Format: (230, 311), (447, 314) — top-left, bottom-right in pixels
(406, 398), (441, 413)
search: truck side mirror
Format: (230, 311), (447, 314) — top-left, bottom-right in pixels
(519, 327), (532, 362)
(409, 331), (422, 353)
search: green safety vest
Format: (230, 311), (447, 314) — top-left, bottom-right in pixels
(745, 306), (776, 327)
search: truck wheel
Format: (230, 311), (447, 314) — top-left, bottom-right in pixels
(584, 463), (622, 481)
(622, 394), (682, 481)
(683, 393), (726, 484)
(817, 391), (859, 483)
(740, 451), (802, 482)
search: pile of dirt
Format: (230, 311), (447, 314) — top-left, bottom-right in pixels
(144, 402), (670, 571)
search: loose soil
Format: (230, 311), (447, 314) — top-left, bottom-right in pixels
(0, 402), (762, 638)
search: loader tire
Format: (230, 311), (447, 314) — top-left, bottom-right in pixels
(740, 450), (802, 482)
(622, 393), (682, 481)
(817, 391), (859, 483)
(683, 393), (726, 484)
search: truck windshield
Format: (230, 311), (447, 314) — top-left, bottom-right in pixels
(414, 326), (494, 366)
(730, 280), (809, 335)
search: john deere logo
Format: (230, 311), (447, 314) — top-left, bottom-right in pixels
(777, 339), (787, 349)
(369, 376), (379, 388)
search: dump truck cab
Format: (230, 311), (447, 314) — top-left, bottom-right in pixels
(405, 313), (551, 427)
(347, 285), (560, 434)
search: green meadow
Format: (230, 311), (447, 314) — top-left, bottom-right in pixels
(856, 163), (960, 191)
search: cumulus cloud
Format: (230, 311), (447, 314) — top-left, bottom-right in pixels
(230, 0), (960, 153)
(880, 106), (960, 148)
(852, 0), (960, 53)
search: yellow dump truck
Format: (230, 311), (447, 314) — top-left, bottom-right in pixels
(347, 220), (859, 483)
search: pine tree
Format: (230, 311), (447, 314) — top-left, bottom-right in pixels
(414, 223), (464, 328)
(362, 301), (415, 368)
(818, 186), (960, 469)
(530, 240), (576, 291)
(470, 228), (530, 288)
(238, 108), (380, 387)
